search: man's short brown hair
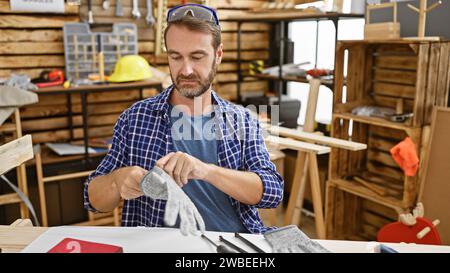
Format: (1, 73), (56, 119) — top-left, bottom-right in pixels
(164, 15), (222, 51)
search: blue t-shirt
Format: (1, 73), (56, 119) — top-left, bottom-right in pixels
(168, 105), (248, 233)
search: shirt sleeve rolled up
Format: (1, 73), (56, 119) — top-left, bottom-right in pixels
(83, 110), (130, 212)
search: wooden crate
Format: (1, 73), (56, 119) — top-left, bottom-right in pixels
(328, 117), (422, 209)
(333, 40), (450, 127)
(325, 182), (400, 240)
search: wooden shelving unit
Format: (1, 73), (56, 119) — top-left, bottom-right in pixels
(325, 39), (450, 240)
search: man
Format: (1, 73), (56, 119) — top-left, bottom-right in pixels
(84, 4), (283, 234)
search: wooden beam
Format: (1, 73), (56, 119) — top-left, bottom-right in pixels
(0, 15), (79, 28)
(265, 135), (330, 155)
(263, 124), (367, 151)
(0, 135), (33, 176)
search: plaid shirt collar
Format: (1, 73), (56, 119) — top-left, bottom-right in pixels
(151, 84), (230, 115)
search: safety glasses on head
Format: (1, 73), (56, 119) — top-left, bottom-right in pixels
(167, 4), (220, 28)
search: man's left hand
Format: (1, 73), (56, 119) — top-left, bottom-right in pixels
(156, 152), (210, 187)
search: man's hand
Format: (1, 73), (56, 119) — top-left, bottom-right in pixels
(156, 152), (210, 187)
(113, 166), (147, 200)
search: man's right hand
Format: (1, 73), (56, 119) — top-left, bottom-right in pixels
(113, 166), (148, 200)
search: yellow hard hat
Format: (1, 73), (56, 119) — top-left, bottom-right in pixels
(108, 55), (153, 82)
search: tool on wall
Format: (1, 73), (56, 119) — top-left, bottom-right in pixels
(91, 35), (97, 71)
(155, 0), (168, 56)
(97, 35), (105, 82)
(145, 0), (156, 26)
(115, 0), (123, 16)
(87, 0), (94, 24)
(132, 0), (141, 19)
(102, 0), (110, 10)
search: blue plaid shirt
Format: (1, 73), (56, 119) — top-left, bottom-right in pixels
(84, 85), (284, 234)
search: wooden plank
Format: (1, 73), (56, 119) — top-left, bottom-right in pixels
(21, 113), (120, 132)
(0, 15), (79, 28)
(0, 55), (64, 69)
(0, 135), (33, 175)
(332, 178), (404, 210)
(346, 45), (362, 102)
(265, 135), (330, 155)
(29, 125), (114, 144)
(218, 62), (250, 72)
(0, 29), (62, 42)
(373, 95), (414, 112)
(217, 81), (268, 100)
(362, 198), (399, 220)
(356, 122), (368, 171)
(367, 161), (403, 181)
(334, 184), (346, 239)
(361, 210), (392, 229)
(368, 135), (394, 152)
(328, 118), (340, 180)
(375, 55), (418, 70)
(0, 42), (63, 55)
(363, 45), (374, 100)
(263, 124), (367, 151)
(0, 68), (62, 79)
(222, 32), (269, 43)
(373, 68), (417, 85)
(423, 43), (440, 124)
(364, 23), (400, 40)
(373, 82), (416, 99)
(138, 41), (155, 53)
(412, 44), (430, 126)
(333, 43), (345, 104)
(223, 40), (269, 51)
(375, 44), (416, 55)
(219, 22), (270, 32)
(0, 193), (21, 206)
(369, 125), (407, 141)
(367, 149), (399, 168)
(435, 42), (450, 107)
(325, 183), (336, 239)
(20, 101), (134, 119)
(333, 112), (413, 131)
(223, 50), (269, 61)
(338, 119), (350, 177)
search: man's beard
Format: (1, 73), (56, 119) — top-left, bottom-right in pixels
(171, 59), (217, 99)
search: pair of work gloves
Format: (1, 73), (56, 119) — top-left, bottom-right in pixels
(264, 225), (331, 253)
(140, 166), (205, 236)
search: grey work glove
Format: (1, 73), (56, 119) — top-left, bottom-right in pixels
(140, 166), (205, 236)
(264, 225), (331, 253)
(0, 74), (37, 91)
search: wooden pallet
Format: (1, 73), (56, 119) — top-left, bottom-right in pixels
(333, 40), (450, 127)
(328, 117), (422, 210)
(325, 182), (400, 240)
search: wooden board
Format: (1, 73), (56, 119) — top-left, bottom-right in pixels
(419, 107), (450, 245)
(0, 135), (33, 176)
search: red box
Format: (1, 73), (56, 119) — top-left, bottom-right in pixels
(47, 238), (123, 253)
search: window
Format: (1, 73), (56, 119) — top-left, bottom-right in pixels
(287, 1), (364, 126)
